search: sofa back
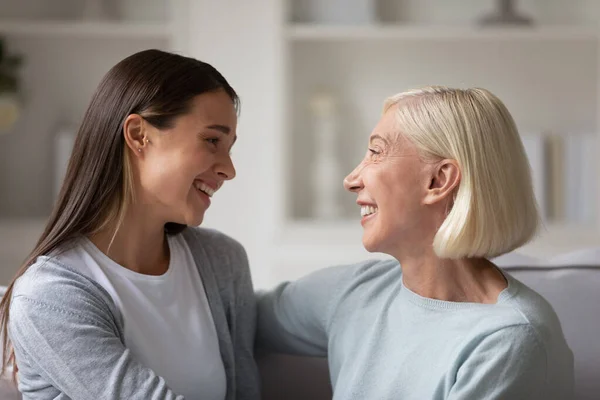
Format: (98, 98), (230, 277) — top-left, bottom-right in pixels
(499, 250), (600, 400)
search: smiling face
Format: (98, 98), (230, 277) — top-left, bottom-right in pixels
(344, 107), (435, 255)
(126, 89), (238, 227)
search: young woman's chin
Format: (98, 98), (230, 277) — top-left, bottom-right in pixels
(168, 204), (206, 228)
(186, 209), (206, 227)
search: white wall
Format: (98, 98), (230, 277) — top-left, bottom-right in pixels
(174, 0), (600, 289)
(176, 0), (285, 288)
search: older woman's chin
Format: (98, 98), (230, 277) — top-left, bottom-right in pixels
(361, 236), (381, 254)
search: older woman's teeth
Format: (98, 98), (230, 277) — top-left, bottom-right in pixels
(194, 181), (215, 197)
(361, 206), (378, 217)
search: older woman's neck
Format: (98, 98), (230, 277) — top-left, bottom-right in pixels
(88, 206), (170, 276)
(398, 251), (507, 304)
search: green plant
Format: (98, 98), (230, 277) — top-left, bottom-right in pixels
(0, 37), (23, 94)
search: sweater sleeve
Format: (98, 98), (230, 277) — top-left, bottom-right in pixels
(9, 263), (184, 400)
(229, 240), (261, 400)
(448, 324), (549, 400)
(256, 260), (381, 357)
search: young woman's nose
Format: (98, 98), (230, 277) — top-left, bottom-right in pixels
(216, 154), (236, 180)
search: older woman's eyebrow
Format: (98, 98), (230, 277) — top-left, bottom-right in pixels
(369, 134), (389, 144)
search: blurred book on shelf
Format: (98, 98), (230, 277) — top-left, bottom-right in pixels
(538, 132), (597, 226)
(521, 133), (547, 221)
(522, 132), (598, 225)
(564, 133), (597, 225)
(546, 134), (566, 223)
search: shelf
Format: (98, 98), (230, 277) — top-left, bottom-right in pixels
(0, 20), (170, 39)
(287, 24), (600, 41)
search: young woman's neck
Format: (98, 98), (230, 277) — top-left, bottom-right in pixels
(88, 206), (170, 276)
(395, 245), (507, 304)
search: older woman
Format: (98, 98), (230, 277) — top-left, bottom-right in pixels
(257, 86), (574, 399)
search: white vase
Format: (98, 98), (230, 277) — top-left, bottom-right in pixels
(0, 94), (20, 133)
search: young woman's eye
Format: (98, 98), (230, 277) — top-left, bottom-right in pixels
(206, 138), (220, 146)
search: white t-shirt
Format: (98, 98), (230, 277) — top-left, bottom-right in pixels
(55, 234), (226, 400)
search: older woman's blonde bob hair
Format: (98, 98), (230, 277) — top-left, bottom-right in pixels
(384, 86), (540, 259)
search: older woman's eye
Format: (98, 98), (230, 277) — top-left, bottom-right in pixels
(369, 148), (381, 155)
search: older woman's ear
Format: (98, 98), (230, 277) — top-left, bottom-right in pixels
(422, 159), (460, 206)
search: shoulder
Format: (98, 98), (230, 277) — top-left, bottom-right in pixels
(500, 274), (570, 354)
(13, 256), (110, 303)
(460, 273), (572, 361)
(180, 227), (251, 289)
(455, 274), (574, 395)
(450, 324), (549, 398)
(500, 274), (574, 379)
(469, 323), (546, 356)
(271, 258), (400, 317)
(333, 258), (401, 301)
(285, 258), (398, 293)
(181, 226), (247, 261)
(11, 256), (117, 321)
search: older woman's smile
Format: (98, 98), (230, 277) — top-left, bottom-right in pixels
(360, 205), (378, 217)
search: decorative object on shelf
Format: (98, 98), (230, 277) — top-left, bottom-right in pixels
(0, 37), (23, 133)
(308, 88), (343, 220)
(521, 133), (547, 221)
(479, 0), (533, 26)
(81, 0), (113, 21)
(303, 0), (377, 25)
(53, 124), (77, 200)
(545, 134), (565, 223)
(564, 133), (596, 225)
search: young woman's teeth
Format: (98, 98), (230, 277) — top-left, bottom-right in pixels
(361, 205), (378, 217)
(194, 182), (215, 197)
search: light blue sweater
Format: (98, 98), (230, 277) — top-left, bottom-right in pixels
(257, 259), (574, 399)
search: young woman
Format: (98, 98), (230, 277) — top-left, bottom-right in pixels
(0, 49), (260, 400)
(257, 86), (574, 399)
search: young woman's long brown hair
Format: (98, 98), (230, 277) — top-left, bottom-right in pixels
(0, 49), (239, 376)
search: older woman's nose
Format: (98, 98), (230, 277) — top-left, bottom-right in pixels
(344, 163), (364, 193)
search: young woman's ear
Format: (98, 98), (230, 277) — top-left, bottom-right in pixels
(123, 114), (148, 155)
(423, 159), (461, 205)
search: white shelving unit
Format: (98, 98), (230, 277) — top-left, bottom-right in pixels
(287, 24), (600, 41)
(0, 20), (170, 38)
(177, 0), (600, 288)
(0, 0), (183, 283)
(270, 0), (600, 283)
(2, 0), (599, 288)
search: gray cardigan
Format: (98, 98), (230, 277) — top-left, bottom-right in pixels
(8, 227), (260, 400)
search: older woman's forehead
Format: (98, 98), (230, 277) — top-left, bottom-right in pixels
(369, 124), (404, 146)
